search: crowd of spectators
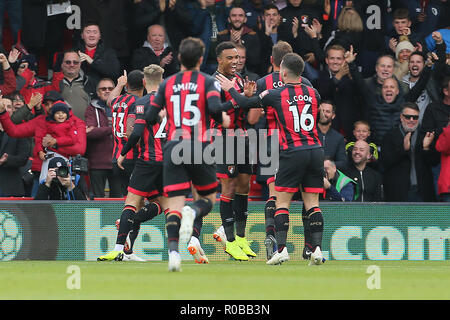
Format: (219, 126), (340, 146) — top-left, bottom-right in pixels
(0, 0), (448, 202)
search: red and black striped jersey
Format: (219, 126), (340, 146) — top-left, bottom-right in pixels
(133, 93), (166, 162)
(212, 71), (247, 131)
(256, 72), (313, 135)
(259, 83), (321, 151)
(150, 70), (222, 143)
(110, 93), (139, 161)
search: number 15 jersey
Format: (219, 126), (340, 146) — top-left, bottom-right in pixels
(259, 83), (322, 152)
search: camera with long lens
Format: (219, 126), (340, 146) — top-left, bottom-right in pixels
(56, 165), (70, 178)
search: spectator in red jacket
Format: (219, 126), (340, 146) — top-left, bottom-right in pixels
(0, 99), (86, 197)
(436, 122), (450, 202)
(0, 52), (17, 96)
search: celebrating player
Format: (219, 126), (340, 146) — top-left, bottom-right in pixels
(145, 37), (231, 272)
(97, 65), (167, 262)
(217, 53), (325, 266)
(210, 41), (262, 261)
(255, 40), (313, 261)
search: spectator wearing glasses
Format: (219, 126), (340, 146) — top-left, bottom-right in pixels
(59, 50), (96, 121)
(84, 78), (122, 198)
(8, 91), (44, 124)
(381, 102), (437, 202)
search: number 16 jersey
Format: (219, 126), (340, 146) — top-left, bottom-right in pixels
(259, 83), (322, 152)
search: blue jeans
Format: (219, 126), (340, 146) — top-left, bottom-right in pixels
(0, 0), (22, 43)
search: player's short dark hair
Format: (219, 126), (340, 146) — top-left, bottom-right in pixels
(401, 101), (420, 112)
(272, 41), (293, 67)
(179, 37), (205, 69)
(321, 100), (336, 114)
(409, 51), (426, 62)
(393, 8), (410, 21)
(263, 4), (279, 13)
(216, 41), (236, 58)
(280, 53), (304, 77)
(81, 20), (100, 32)
(127, 70), (144, 91)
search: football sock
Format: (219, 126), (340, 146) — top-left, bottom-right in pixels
(220, 195), (235, 242)
(116, 205), (136, 246)
(264, 196), (276, 237)
(192, 215), (203, 239)
(274, 207), (289, 253)
(301, 205), (313, 252)
(165, 210), (182, 253)
(234, 193), (248, 238)
(192, 198), (213, 218)
(126, 201), (163, 254)
(307, 207), (324, 249)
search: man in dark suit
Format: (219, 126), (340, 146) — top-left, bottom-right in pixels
(0, 98), (30, 197)
(381, 102), (438, 202)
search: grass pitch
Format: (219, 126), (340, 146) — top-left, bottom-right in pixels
(1, 260), (449, 300)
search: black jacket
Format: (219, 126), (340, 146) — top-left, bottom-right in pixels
(0, 131), (30, 196)
(381, 125), (437, 202)
(339, 162), (383, 202)
(317, 127), (347, 169)
(34, 176), (86, 200)
(131, 46), (179, 78)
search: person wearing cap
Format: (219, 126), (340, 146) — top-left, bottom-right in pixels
(0, 99), (86, 197)
(393, 37), (415, 80)
(34, 156), (87, 200)
(11, 51), (65, 106)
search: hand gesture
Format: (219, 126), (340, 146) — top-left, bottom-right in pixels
(28, 92), (43, 109)
(117, 154), (125, 170)
(324, 0), (331, 15)
(403, 131), (411, 151)
(243, 77), (256, 97)
(230, 29), (241, 43)
(159, 0), (166, 11)
(45, 168), (57, 187)
(78, 51), (93, 64)
(168, 0), (176, 10)
(311, 18), (322, 36)
(292, 17), (299, 38)
(264, 16), (274, 36)
(0, 97), (6, 113)
(432, 31), (443, 44)
(304, 24), (317, 39)
(402, 27), (411, 36)
(414, 42), (423, 52)
(335, 63), (349, 80)
(8, 47), (20, 64)
(215, 73), (236, 92)
(323, 177), (331, 190)
(389, 37), (398, 52)
(0, 53), (10, 70)
(344, 45), (357, 64)
(160, 52), (173, 67)
(86, 126), (95, 134)
(225, 0), (233, 7)
(0, 153), (8, 166)
(417, 12), (427, 23)
(42, 134), (56, 148)
(304, 52), (315, 64)
(426, 52), (438, 67)
(423, 131), (435, 150)
(117, 70), (127, 87)
(221, 112), (231, 129)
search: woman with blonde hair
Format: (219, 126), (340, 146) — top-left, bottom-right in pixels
(325, 6), (364, 53)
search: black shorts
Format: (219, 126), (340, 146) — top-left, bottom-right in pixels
(215, 133), (254, 179)
(163, 141), (218, 197)
(275, 147), (324, 194)
(127, 159), (163, 200)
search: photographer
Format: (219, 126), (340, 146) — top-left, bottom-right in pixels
(34, 156), (87, 200)
(323, 158), (356, 202)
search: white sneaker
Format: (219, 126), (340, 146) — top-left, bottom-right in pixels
(179, 206), (195, 247)
(309, 246), (324, 266)
(123, 253), (146, 262)
(266, 247), (290, 265)
(168, 250), (181, 272)
(213, 225), (227, 249)
(188, 236), (209, 264)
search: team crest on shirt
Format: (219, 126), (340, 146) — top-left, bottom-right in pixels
(136, 105), (145, 114)
(301, 15), (309, 24)
(228, 165), (235, 175)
